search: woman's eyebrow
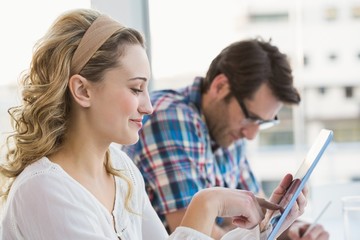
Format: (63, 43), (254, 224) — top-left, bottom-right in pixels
(128, 77), (147, 82)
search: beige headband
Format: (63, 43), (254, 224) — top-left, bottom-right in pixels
(71, 14), (125, 75)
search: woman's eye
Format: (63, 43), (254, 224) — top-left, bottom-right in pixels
(131, 88), (143, 95)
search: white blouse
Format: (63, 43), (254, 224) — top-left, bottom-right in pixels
(0, 145), (269, 240)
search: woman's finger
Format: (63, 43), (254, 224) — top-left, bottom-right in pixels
(256, 197), (284, 213)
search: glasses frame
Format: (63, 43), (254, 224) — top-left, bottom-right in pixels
(237, 98), (280, 130)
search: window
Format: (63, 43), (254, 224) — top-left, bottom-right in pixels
(324, 119), (360, 142)
(248, 12), (288, 23)
(324, 7), (338, 21)
(345, 86), (354, 98)
(303, 54), (309, 67)
(328, 53), (338, 61)
(318, 87), (327, 95)
(259, 106), (295, 146)
(259, 131), (294, 146)
(352, 6), (360, 19)
(261, 179), (280, 198)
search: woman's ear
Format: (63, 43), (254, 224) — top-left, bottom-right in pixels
(209, 73), (231, 99)
(68, 74), (91, 108)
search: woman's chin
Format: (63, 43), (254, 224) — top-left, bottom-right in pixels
(121, 135), (139, 146)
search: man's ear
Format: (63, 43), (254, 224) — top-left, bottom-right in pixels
(68, 74), (91, 108)
(209, 73), (231, 99)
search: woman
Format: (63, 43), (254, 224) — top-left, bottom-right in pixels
(0, 8), (305, 239)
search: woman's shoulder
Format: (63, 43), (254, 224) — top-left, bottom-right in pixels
(4, 157), (72, 215)
(10, 157), (63, 192)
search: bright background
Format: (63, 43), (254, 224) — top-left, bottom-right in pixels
(1, 1), (359, 238)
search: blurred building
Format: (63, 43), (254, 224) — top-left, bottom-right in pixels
(147, 0), (360, 189)
(243, 0), (360, 144)
(234, 0), (360, 193)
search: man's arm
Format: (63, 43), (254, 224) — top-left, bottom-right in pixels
(278, 220), (329, 240)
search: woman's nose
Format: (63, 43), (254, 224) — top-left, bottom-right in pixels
(139, 92), (153, 115)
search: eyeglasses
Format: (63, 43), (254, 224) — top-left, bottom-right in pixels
(237, 99), (280, 130)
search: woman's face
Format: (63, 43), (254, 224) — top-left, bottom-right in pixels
(87, 44), (153, 145)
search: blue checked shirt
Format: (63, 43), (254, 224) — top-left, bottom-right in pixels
(122, 77), (260, 228)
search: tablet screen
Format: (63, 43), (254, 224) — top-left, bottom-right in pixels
(266, 129), (333, 240)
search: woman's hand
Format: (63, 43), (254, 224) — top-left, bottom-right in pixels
(181, 187), (282, 236)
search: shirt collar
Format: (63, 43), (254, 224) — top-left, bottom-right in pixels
(186, 76), (203, 114)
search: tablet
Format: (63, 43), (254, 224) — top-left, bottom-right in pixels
(267, 129), (333, 240)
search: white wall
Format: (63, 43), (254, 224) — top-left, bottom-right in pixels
(0, 0), (90, 87)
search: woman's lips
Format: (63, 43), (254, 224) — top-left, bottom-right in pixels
(130, 119), (143, 128)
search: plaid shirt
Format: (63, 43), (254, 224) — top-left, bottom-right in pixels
(122, 77), (260, 227)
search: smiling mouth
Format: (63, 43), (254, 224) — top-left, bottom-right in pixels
(130, 120), (143, 128)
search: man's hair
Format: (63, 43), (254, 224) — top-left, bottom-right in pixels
(202, 38), (301, 104)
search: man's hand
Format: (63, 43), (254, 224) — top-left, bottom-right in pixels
(261, 174), (307, 238)
(286, 221), (329, 240)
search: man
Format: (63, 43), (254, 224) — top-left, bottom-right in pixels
(122, 38), (329, 240)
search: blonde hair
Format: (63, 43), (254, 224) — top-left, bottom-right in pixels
(0, 8), (145, 212)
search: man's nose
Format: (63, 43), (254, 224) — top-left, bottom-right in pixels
(242, 124), (260, 140)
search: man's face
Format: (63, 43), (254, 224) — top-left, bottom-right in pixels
(204, 83), (283, 148)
